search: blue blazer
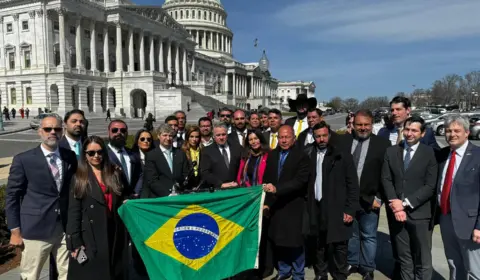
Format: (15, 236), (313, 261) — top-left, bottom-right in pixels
(377, 126), (440, 150)
(107, 146), (142, 196)
(5, 146), (77, 240)
(436, 143), (480, 239)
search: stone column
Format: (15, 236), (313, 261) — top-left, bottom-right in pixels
(115, 22), (123, 72)
(232, 74), (236, 98)
(166, 39), (172, 82)
(158, 36), (164, 72)
(195, 30), (200, 47)
(182, 47), (187, 82)
(90, 20), (97, 71)
(76, 18), (84, 69)
(139, 31), (145, 72)
(175, 43), (180, 84)
(191, 53), (195, 76)
(202, 31), (206, 49)
(216, 32), (219, 51)
(224, 74), (229, 92)
(149, 35), (154, 71)
(222, 35), (225, 52)
(103, 26), (109, 72)
(57, 10), (66, 66)
(128, 28), (134, 72)
(209, 32), (213, 50)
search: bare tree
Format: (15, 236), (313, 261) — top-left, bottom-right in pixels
(343, 98), (359, 111)
(359, 96), (390, 110)
(326, 97), (343, 111)
(410, 89), (431, 107)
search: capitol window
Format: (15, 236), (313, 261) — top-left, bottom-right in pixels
(70, 26), (75, 35)
(8, 53), (15, 69)
(22, 21), (28, 30)
(26, 87), (32, 105)
(10, 88), (16, 105)
(53, 21), (59, 31)
(24, 51), (31, 68)
(6, 23), (13, 32)
(84, 30), (90, 39)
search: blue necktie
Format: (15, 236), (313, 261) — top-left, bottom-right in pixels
(404, 147), (412, 170)
(165, 150), (173, 172)
(74, 142), (81, 159)
(278, 151), (289, 178)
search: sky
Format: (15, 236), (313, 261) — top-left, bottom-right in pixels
(140, 0), (480, 102)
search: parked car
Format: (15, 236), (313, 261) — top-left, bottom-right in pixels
(469, 115), (480, 140)
(30, 113), (60, 129)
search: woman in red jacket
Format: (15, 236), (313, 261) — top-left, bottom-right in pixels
(237, 129), (270, 187)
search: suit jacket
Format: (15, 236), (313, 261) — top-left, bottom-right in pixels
(6, 146), (77, 240)
(284, 116), (298, 127)
(141, 147), (189, 198)
(228, 128), (247, 147)
(305, 144), (359, 243)
(66, 169), (129, 280)
(199, 141), (242, 189)
(338, 134), (391, 209)
(381, 143), (438, 220)
(378, 126), (440, 150)
(297, 128), (341, 149)
(58, 136), (85, 152)
(435, 143), (480, 239)
(263, 146), (310, 247)
(107, 146), (142, 196)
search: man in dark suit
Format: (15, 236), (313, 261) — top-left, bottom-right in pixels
(435, 114), (480, 279)
(382, 116), (438, 280)
(377, 96), (439, 150)
(174, 110), (187, 141)
(106, 120), (142, 195)
(228, 109), (248, 147)
(142, 124), (190, 198)
(297, 108), (341, 149)
(58, 109), (87, 157)
(165, 115), (183, 148)
(200, 123), (242, 189)
(263, 109), (282, 150)
(284, 94), (317, 138)
(304, 121), (359, 280)
(6, 114), (77, 280)
(337, 109), (390, 279)
(262, 125), (310, 280)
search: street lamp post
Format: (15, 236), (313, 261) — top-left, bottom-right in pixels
(258, 50), (269, 108)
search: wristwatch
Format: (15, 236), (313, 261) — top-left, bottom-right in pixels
(402, 200), (408, 208)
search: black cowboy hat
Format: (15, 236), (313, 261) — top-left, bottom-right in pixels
(288, 94), (317, 112)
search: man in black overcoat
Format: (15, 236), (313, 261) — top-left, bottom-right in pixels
(263, 125), (310, 280)
(305, 121), (359, 280)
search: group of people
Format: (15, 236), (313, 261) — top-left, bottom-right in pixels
(5, 93), (480, 280)
(3, 106), (30, 120)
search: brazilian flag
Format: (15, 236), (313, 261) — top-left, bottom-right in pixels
(119, 186), (265, 280)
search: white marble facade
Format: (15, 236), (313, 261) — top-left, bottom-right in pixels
(0, 0), (312, 118)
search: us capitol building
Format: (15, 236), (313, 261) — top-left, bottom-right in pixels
(0, 0), (316, 118)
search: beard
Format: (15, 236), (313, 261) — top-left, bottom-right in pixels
(43, 138), (58, 149)
(110, 136), (126, 148)
(297, 111), (307, 120)
(317, 142), (327, 149)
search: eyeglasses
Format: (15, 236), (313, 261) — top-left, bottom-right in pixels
(140, 137), (152, 142)
(42, 127), (63, 133)
(220, 114), (231, 118)
(85, 150), (104, 157)
(111, 128), (127, 134)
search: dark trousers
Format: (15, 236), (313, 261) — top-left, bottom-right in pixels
(258, 219), (274, 277)
(387, 212), (433, 280)
(314, 231), (349, 280)
(276, 246), (305, 280)
(348, 208), (380, 272)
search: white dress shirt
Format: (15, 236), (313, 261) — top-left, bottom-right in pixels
(403, 141), (420, 208)
(217, 144), (231, 164)
(304, 130), (314, 146)
(315, 149), (326, 201)
(160, 145), (173, 167)
(438, 141), (469, 204)
(65, 135), (82, 153)
(236, 130), (247, 146)
(108, 143), (132, 181)
(293, 117), (308, 134)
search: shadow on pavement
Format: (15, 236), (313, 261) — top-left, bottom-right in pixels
(376, 231), (446, 280)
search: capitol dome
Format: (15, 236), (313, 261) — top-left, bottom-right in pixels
(162, 0), (233, 59)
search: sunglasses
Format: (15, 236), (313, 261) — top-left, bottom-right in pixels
(85, 150), (104, 157)
(111, 128), (127, 134)
(220, 114), (231, 118)
(140, 137), (152, 142)
(42, 127), (63, 133)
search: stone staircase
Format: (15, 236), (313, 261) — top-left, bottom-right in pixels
(182, 87), (237, 121)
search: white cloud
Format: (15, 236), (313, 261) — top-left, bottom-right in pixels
(274, 0), (480, 43)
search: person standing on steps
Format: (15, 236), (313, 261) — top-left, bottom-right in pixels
(105, 109), (111, 122)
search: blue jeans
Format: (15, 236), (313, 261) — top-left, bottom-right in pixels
(277, 246), (305, 280)
(347, 208), (379, 272)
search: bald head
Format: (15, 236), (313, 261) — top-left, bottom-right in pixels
(278, 125), (295, 150)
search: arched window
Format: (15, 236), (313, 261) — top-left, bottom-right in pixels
(204, 11), (207, 20)
(26, 87), (32, 105)
(186, 10), (189, 18)
(209, 12), (212, 21)
(10, 88), (16, 105)
(180, 10), (183, 19)
(175, 11), (178, 19)
(198, 10), (201, 18)
(192, 10), (195, 18)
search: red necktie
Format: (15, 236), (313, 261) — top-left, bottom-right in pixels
(440, 150), (456, 215)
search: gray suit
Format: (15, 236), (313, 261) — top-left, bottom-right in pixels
(436, 142), (480, 279)
(382, 143), (438, 280)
